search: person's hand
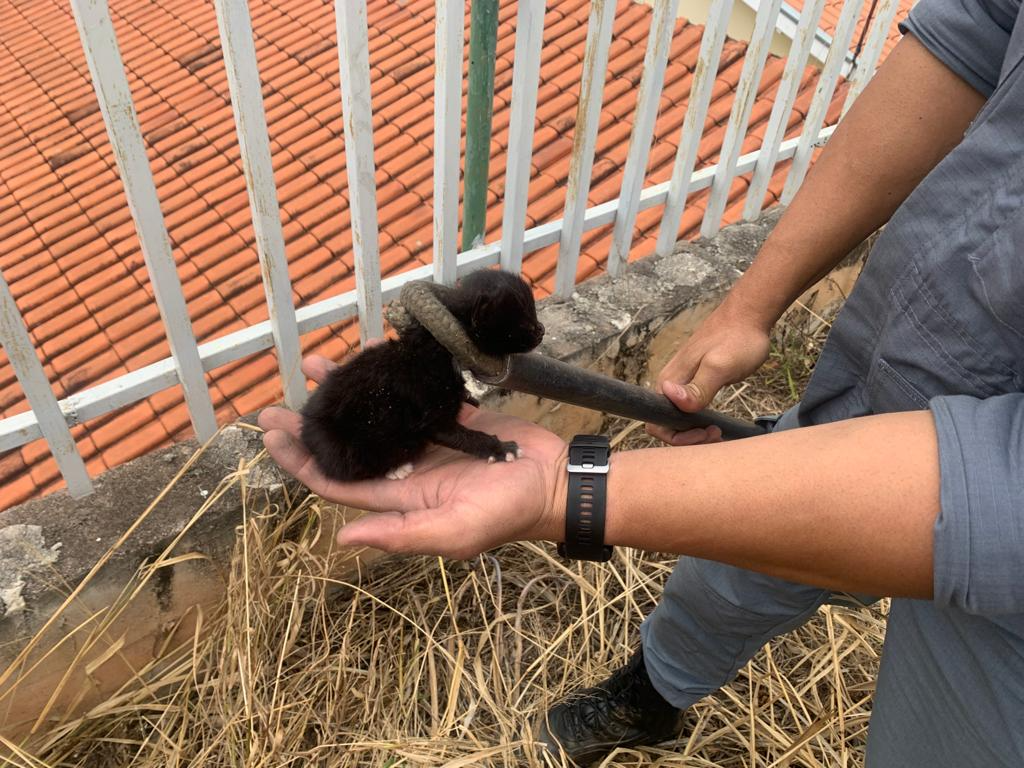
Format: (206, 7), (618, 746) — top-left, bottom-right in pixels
(648, 305), (770, 445)
(258, 354), (569, 559)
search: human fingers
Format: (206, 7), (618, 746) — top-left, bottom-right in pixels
(455, 404), (550, 438)
(661, 361), (725, 412)
(336, 506), (488, 559)
(302, 339), (386, 384)
(644, 422), (723, 446)
(456, 401), (480, 423)
(455, 404), (530, 439)
(262, 429), (325, 490)
(257, 406), (303, 438)
(645, 358), (727, 445)
(302, 354), (337, 384)
(655, 350), (699, 396)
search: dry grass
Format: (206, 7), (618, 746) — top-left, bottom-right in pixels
(7, 296), (888, 767)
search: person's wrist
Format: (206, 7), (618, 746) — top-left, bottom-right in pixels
(717, 278), (784, 334)
(539, 448), (569, 544)
(720, 234), (814, 332)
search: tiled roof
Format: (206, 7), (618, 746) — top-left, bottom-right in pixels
(790, 0), (906, 60)
(0, 0), (908, 511)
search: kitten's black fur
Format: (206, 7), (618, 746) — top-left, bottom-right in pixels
(299, 270), (545, 481)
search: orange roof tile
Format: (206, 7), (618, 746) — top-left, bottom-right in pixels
(788, 0), (907, 61)
(0, 0), (911, 512)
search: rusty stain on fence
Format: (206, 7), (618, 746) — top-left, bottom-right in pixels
(556, 0), (616, 297)
(743, 0), (828, 220)
(701, 0), (783, 237)
(0, 270), (92, 496)
(70, 0), (219, 444)
(213, 0), (306, 409)
(607, 0), (676, 276)
(335, 0), (384, 341)
(653, 0), (734, 257)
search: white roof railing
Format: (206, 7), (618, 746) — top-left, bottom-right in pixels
(1, 0), (898, 501)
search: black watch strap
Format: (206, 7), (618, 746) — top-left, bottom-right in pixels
(557, 435), (613, 562)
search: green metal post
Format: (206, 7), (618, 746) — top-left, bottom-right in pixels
(462, 0), (499, 251)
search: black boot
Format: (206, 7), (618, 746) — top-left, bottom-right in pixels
(535, 648), (684, 765)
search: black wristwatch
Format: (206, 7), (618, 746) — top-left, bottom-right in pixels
(557, 435), (613, 562)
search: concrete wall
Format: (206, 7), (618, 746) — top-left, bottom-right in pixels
(0, 208), (871, 744)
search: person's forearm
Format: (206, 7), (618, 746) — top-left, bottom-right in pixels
(600, 411), (940, 598)
(724, 34), (986, 330)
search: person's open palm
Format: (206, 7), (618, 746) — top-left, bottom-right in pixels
(258, 354), (568, 559)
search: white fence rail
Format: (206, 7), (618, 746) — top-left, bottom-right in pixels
(0, 0), (900, 501)
(70, 0), (219, 444)
(214, 0), (307, 408)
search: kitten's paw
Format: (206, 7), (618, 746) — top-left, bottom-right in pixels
(498, 440), (520, 463)
(385, 462), (414, 480)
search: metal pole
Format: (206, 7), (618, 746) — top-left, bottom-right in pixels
(462, 0), (499, 251)
(478, 353), (769, 440)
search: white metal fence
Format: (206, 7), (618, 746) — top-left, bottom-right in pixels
(0, 0), (901, 500)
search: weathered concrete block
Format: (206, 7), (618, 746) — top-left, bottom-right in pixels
(0, 424), (277, 738)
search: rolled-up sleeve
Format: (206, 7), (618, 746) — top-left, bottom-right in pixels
(900, 0), (1018, 96)
(930, 393), (1024, 615)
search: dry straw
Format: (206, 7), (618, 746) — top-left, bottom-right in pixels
(6, 296), (887, 767)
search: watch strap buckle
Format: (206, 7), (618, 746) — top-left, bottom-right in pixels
(567, 438), (610, 474)
(561, 434), (612, 563)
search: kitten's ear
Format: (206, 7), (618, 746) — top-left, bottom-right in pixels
(470, 293), (494, 327)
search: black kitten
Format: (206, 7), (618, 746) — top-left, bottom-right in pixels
(299, 270), (545, 482)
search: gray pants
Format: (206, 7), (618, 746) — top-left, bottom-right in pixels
(639, 406), (873, 709)
(640, 556), (838, 708)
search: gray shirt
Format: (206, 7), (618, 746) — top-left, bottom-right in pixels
(798, 1), (1024, 763)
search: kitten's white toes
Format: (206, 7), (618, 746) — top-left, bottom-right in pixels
(385, 462), (414, 480)
(487, 456), (497, 464)
(504, 451), (516, 463)
(515, 447), (524, 459)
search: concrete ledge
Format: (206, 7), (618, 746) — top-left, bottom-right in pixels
(0, 423), (284, 739)
(0, 208), (871, 742)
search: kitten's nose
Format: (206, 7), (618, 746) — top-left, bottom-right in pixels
(536, 323), (545, 337)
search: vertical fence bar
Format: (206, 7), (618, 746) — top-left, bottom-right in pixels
(434, 0), (465, 285)
(699, 0), (783, 238)
(840, 0), (900, 117)
(780, 0), (862, 203)
(554, 0), (616, 298)
(742, 0), (827, 220)
(463, 0), (499, 252)
(213, 0), (306, 409)
(652, 0), (734, 256)
(0, 270), (93, 497)
(500, 0), (547, 275)
(69, 0), (217, 442)
(607, 0), (675, 276)
(335, 0), (384, 340)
